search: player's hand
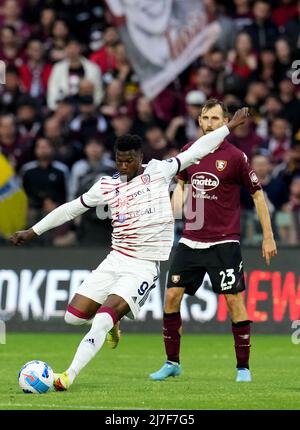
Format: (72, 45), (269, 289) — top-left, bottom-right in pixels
(262, 237), (277, 266)
(227, 107), (250, 131)
(9, 228), (36, 246)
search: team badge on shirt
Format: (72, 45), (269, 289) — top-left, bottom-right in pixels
(216, 160), (227, 171)
(141, 174), (151, 185)
(249, 170), (259, 185)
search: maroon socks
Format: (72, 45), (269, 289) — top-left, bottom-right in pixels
(232, 320), (252, 369)
(163, 312), (182, 364)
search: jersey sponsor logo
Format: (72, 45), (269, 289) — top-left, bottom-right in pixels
(216, 160), (227, 171)
(141, 174), (150, 185)
(171, 275), (181, 284)
(191, 172), (219, 192)
(117, 214), (126, 223)
(249, 170), (259, 185)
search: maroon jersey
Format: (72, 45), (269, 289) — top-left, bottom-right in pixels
(177, 139), (261, 242)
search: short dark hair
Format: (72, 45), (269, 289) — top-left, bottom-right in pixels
(114, 134), (142, 152)
(200, 98), (229, 117)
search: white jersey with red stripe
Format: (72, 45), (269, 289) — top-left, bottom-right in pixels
(80, 158), (180, 261)
(32, 126), (230, 260)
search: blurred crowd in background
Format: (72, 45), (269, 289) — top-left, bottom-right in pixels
(0, 0), (300, 247)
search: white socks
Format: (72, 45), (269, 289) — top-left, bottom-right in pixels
(66, 312), (114, 383)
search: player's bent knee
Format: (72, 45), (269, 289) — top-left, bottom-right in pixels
(64, 311), (88, 325)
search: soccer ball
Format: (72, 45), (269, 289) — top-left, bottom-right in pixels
(18, 360), (54, 394)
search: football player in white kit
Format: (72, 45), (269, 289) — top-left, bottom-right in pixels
(10, 108), (249, 390)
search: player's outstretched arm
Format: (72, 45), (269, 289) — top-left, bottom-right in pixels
(252, 189), (277, 265)
(177, 107), (250, 171)
(10, 199), (89, 246)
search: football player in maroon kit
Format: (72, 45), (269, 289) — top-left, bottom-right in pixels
(150, 99), (277, 382)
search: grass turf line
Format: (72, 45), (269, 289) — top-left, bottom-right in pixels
(1, 333), (299, 410)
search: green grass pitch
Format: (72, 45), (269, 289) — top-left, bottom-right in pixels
(1, 332), (299, 410)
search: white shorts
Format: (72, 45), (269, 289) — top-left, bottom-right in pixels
(76, 250), (160, 319)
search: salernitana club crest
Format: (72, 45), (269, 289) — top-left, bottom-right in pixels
(171, 275), (181, 284)
(216, 160), (227, 171)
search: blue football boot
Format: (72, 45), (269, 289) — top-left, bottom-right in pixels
(149, 361), (182, 381)
(236, 367), (252, 382)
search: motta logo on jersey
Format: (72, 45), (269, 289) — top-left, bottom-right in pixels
(191, 172), (219, 192)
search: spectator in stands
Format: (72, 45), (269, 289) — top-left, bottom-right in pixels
(190, 65), (218, 99)
(278, 78), (300, 135)
(131, 95), (166, 140)
(52, 96), (75, 133)
(152, 84), (185, 123)
(19, 38), (52, 102)
(16, 96), (41, 150)
(229, 116), (266, 160)
(20, 137), (69, 227)
(246, 0), (279, 51)
(89, 26), (119, 77)
(166, 90), (205, 149)
(242, 151), (289, 211)
(0, 113), (32, 170)
(0, 0), (31, 42)
(69, 138), (115, 246)
(232, 0), (254, 31)
(274, 37), (296, 83)
(267, 117), (292, 164)
(142, 124), (172, 163)
(47, 37), (103, 111)
(0, 64), (24, 114)
(273, 140), (300, 186)
(288, 175), (300, 235)
(43, 115), (81, 168)
(203, 0), (237, 53)
(100, 79), (125, 120)
(244, 81), (269, 113)
(250, 48), (276, 89)
(69, 94), (108, 146)
(227, 31), (257, 81)
(35, 7), (56, 46)
(256, 94), (284, 138)
(284, 0), (300, 49)
(47, 18), (70, 63)
(112, 42), (140, 101)
(106, 106), (134, 147)
(0, 24), (24, 67)
(204, 48), (228, 95)
(68, 138), (115, 201)
(241, 150), (291, 244)
(272, 0), (298, 28)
